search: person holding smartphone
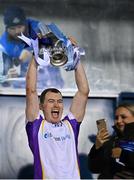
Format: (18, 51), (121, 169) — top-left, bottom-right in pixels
(88, 102), (134, 179)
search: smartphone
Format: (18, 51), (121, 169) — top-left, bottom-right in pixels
(96, 119), (107, 131)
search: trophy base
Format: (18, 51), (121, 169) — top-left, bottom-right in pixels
(50, 54), (68, 67)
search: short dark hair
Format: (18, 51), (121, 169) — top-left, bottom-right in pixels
(40, 88), (62, 104)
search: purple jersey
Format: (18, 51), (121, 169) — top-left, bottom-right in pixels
(26, 112), (81, 179)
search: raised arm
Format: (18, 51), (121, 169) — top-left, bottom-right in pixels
(25, 57), (39, 122)
(70, 61), (89, 122)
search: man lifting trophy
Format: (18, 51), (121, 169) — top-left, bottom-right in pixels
(18, 22), (85, 71)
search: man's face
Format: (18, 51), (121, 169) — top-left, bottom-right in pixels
(115, 107), (134, 132)
(40, 91), (64, 123)
(7, 24), (26, 40)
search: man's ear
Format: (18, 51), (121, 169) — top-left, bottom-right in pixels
(39, 103), (43, 110)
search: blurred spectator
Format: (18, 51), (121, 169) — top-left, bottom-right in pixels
(88, 102), (134, 179)
(0, 5), (64, 88)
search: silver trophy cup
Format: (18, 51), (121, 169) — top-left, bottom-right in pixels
(38, 23), (69, 67)
(50, 39), (68, 66)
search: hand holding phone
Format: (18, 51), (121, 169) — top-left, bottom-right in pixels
(95, 119), (109, 149)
